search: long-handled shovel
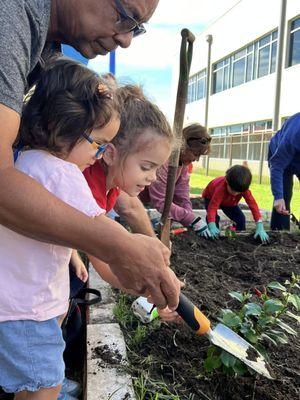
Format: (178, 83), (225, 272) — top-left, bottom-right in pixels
(158, 29), (274, 380)
(158, 28), (194, 246)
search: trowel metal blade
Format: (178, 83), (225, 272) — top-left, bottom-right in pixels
(208, 323), (275, 380)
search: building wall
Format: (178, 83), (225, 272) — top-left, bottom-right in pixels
(182, 0), (300, 128)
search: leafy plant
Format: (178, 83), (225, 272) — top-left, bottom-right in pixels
(204, 273), (300, 375)
(224, 224), (237, 239)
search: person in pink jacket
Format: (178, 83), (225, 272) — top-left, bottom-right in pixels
(140, 123), (212, 237)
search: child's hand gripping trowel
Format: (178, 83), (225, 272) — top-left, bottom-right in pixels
(177, 293), (275, 380)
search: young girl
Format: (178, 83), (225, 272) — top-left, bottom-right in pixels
(83, 85), (181, 322)
(139, 123), (212, 238)
(0, 58), (120, 399)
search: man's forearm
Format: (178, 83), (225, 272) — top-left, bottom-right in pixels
(0, 167), (133, 264)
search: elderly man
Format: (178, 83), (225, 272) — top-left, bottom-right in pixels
(0, 1), (180, 316)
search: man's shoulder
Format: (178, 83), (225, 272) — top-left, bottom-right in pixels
(0, 0), (51, 114)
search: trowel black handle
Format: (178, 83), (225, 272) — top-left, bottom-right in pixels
(176, 293), (211, 335)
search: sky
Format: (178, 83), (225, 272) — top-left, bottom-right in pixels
(88, 0), (241, 122)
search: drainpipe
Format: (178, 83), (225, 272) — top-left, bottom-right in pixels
(273, 0), (287, 132)
(205, 34), (213, 175)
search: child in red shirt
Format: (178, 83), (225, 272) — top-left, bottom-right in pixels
(202, 165), (269, 243)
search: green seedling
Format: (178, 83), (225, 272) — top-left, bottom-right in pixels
(204, 273), (300, 376)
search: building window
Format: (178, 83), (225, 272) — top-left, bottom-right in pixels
(212, 30), (278, 94)
(288, 17), (300, 66)
(210, 120), (272, 161)
(212, 58), (230, 93)
(187, 69), (206, 103)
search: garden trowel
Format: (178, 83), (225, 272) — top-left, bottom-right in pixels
(176, 293), (275, 380)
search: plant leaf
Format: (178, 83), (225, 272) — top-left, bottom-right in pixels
(288, 294), (300, 311)
(243, 303), (262, 317)
(232, 360), (248, 375)
(286, 310), (300, 323)
(261, 333), (278, 346)
(267, 330), (289, 344)
(222, 310), (242, 327)
(229, 291), (244, 303)
(245, 330), (259, 344)
(204, 355), (222, 372)
(220, 351), (237, 368)
(263, 299), (284, 313)
(267, 281), (286, 291)
(276, 320), (298, 336)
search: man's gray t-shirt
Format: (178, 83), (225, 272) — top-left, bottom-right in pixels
(0, 0), (51, 115)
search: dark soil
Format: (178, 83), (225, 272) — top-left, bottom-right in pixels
(121, 231), (300, 400)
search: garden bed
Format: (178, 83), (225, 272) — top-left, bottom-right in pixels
(117, 231), (300, 400)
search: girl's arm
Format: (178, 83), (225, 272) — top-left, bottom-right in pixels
(114, 191), (156, 237)
(88, 254), (141, 296)
(70, 250), (88, 282)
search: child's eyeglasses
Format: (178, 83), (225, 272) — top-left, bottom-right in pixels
(82, 133), (108, 159)
(114, 0), (146, 37)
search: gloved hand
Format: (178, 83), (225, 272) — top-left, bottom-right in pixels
(208, 222), (220, 239)
(190, 217), (212, 239)
(254, 221), (269, 244)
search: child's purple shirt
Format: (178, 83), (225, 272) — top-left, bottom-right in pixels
(139, 162), (194, 226)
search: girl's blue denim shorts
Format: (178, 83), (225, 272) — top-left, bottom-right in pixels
(0, 317), (65, 393)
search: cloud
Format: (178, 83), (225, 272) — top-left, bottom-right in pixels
(151, 0), (241, 26)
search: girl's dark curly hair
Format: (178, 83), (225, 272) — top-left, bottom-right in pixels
(19, 57), (119, 157)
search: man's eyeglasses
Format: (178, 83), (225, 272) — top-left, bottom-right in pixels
(82, 133), (108, 159)
(114, 0), (146, 37)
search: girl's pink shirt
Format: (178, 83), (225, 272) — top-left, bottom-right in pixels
(0, 150), (104, 322)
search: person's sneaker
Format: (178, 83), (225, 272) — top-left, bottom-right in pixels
(57, 393), (77, 400)
(62, 378), (81, 396)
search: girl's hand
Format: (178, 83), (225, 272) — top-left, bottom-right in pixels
(158, 307), (183, 323)
(71, 250), (89, 282)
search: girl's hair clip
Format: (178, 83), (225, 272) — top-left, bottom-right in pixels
(98, 83), (113, 99)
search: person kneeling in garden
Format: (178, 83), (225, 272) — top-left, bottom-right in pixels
(202, 165), (269, 243)
(139, 123), (212, 238)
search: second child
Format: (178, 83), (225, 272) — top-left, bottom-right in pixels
(83, 85), (181, 322)
(202, 165), (269, 243)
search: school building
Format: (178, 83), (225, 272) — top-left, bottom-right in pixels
(175, 0), (300, 179)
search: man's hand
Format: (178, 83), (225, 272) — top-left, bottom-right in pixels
(208, 222), (220, 239)
(109, 234), (181, 310)
(273, 199), (289, 215)
(190, 217), (212, 239)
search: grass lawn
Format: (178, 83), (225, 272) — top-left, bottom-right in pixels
(190, 168), (300, 214)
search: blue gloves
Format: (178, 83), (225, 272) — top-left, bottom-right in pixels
(254, 221), (269, 244)
(208, 222), (220, 239)
(190, 217), (212, 239)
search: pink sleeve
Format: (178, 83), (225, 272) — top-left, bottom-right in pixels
(45, 164), (105, 218)
(148, 164), (194, 226)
